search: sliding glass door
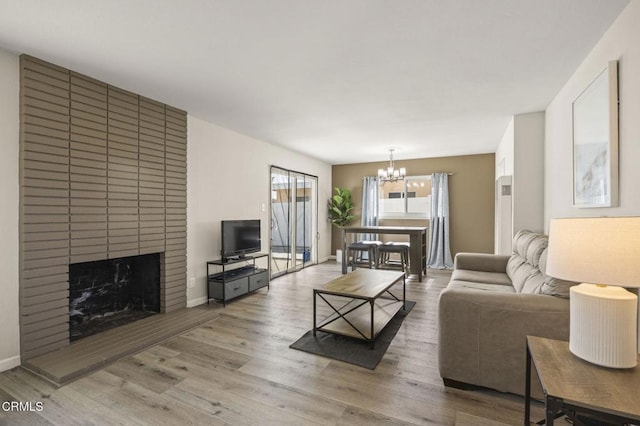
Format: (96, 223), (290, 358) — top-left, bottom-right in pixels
(270, 167), (318, 278)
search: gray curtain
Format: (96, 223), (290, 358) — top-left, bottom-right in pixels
(427, 173), (454, 269)
(360, 176), (379, 241)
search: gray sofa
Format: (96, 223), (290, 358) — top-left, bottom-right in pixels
(438, 230), (577, 396)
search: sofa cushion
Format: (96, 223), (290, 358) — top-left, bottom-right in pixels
(447, 280), (516, 293)
(513, 230), (548, 267)
(520, 271), (546, 294)
(508, 230), (554, 293)
(525, 235), (547, 267)
(506, 255), (525, 283)
(507, 255), (538, 293)
(513, 230), (537, 257)
(539, 276), (575, 298)
(451, 269), (512, 286)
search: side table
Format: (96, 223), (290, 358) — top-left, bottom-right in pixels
(525, 336), (640, 425)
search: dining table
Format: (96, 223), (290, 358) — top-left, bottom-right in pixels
(341, 225), (428, 282)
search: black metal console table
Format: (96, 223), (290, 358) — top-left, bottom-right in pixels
(206, 253), (269, 306)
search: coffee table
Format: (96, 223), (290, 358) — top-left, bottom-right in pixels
(313, 269), (406, 348)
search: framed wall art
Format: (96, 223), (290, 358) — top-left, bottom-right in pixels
(572, 60), (619, 208)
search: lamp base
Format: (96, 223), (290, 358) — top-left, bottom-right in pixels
(569, 283), (638, 369)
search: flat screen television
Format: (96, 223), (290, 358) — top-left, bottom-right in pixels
(221, 220), (261, 260)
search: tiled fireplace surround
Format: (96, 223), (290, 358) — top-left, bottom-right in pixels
(19, 56), (188, 360)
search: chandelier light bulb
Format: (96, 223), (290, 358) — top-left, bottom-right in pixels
(377, 149), (408, 183)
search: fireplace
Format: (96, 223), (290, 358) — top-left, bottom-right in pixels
(69, 253), (161, 341)
(19, 56), (187, 360)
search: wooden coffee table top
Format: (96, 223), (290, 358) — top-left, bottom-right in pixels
(317, 269), (404, 300)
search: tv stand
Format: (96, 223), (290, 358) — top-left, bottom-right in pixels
(207, 253), (269, 306)
(222, 254), (247, 262)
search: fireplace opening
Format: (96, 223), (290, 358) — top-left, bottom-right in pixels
(69, 253), (161, 341)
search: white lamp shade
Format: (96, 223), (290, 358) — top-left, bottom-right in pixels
(546, 217), (640, 287)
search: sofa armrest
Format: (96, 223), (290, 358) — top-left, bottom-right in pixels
(453, 252), (510, 273)
(438, 287), (569, 396)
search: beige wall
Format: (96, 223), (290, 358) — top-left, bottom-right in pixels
(0, 48), (20, 371)
(331, 153), (495, 256)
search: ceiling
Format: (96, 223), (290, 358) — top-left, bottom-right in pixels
(0, 0), (629, 165)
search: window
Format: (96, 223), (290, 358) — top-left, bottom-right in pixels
(379, 175), (431, 219)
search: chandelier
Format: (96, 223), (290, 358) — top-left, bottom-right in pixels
(377, 149), (406, 182)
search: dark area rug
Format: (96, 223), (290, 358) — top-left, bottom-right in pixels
(289, 301), (415, 369)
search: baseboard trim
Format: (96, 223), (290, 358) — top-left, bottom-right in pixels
(0, 355), (21, 373)
(187, 296), (208, 308)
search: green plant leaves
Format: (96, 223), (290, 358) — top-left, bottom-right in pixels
(328, 187), (356, 228)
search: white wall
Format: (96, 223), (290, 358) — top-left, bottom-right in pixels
(513, 112), (544, 234)
(494, 112), (544, 253)
(495, 118), (514, 253)
(545, 0), (640, 225)
(495, 117), (514, 178)
(186, 116), (332, 307)
(545, 0), (640, 353)
(0, 49), (21, 372)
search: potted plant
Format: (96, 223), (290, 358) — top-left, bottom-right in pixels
(328, 187), (356, 228)
(328, 187), (356, 263)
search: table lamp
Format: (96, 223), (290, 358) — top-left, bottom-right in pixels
(546, 217), (640, 368)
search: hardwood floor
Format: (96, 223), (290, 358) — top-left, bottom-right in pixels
(0, 262), (542, 425)
(22, 307), (221, 385)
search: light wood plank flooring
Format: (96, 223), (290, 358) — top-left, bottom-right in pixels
(22, 306), (221, 386)
(0, 262), (542, 425)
